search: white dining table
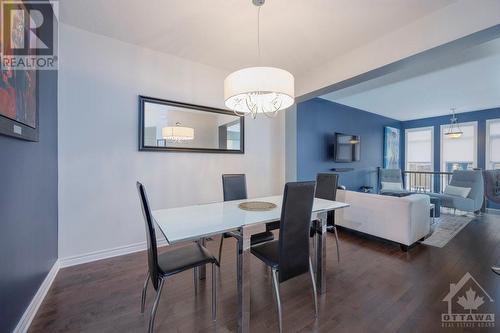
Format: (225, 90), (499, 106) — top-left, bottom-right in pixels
(152, 195), (349, 333)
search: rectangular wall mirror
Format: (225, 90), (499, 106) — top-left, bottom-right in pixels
(139, 96), (244, 153)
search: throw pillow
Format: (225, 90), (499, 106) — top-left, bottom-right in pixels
(444, 185), (471, 198)
(381, 181), (403, 191)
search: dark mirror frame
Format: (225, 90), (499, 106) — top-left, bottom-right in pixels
(138, 95), (245, 154)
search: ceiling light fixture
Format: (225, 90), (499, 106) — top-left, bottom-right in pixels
(162, 122), (194, 142)
(348, 138), (360, 144)
(224, 0), (294, 118)
(445, 108), (463, 139)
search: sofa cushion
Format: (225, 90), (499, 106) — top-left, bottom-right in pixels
(444, 185), (471, 198)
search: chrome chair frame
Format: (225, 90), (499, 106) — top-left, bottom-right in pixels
(137, 182), (218, 333)
(140, 264), (217, 332)
(251, 181), (318, 333)
(270, 258), (318, 333)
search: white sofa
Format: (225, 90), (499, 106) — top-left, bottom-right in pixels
(335, 190), (431, 249)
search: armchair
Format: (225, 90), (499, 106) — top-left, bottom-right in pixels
(378, 168), (409, 196)
(428, 170), (484, 213)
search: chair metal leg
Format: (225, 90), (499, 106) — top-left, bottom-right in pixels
(218, 236), (224, 263)
(492, 266), (500, 276)
(271, 268), (283, 333)
(148, 278), (165, 333)
(333, 225), (340, 263)
(141, 272), (150, 313)
(193, 267), (198, 294)
(211, 263), (217, 321)
(310, 233), (316, 273)
(308, 258), (318, 317)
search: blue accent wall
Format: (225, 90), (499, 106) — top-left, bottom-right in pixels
(297, 98), (401, 190)
(0, 59), (58, 330)
(296, 98), (500, 209)
(401, 107), (500, 209)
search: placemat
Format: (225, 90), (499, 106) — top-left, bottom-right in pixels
(238, 201), (277, 211)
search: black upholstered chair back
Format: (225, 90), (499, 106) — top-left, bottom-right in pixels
(278, 181), (316, 283)
(136, 182), (161, 290)
(315, 173), (338, 201)
(222, 174), (247, 201)
(315, 173), (338, 225)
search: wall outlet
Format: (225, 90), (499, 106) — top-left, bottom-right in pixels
(13, 125), (22, 135)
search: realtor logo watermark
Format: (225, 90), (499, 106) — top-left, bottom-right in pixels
(442, 272), (495, 328)
(1, 0), (58, 70)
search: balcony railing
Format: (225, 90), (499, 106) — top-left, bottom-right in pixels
(402, 170), (453, 193)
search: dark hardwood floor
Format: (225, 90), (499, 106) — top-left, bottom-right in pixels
(30, 213), (500, 332)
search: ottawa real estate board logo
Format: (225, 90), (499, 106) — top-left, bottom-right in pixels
(442, 272), (495, 328)
(1, 0), (58, 70)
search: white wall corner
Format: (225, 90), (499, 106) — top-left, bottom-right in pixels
(285, 104), (297, 182)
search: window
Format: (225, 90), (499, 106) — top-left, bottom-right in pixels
(486, 119), (500, 170)
(440, 121), (477, 172)
(226, 122), (241, 150)
(405, 127), (434, 191)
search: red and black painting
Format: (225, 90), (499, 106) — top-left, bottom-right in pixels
(0, 2), (37, 129)
(0, 68), (36, 129)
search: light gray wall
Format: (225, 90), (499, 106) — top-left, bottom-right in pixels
(58, 24), (285, 259)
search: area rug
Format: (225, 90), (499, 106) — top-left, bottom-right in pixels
(421, 213), (474, 248)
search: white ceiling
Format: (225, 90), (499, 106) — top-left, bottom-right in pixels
(59, 0), (455, 77)
(321, 37), (500, 121)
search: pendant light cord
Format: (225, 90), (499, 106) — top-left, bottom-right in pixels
(257, 6), (261, 64)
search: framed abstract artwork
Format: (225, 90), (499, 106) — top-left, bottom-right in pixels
(383, 126), (400, 169)
(0, 1), (39, 141)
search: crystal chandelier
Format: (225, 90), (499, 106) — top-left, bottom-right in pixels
(224, 0), (294, 118)
(445, 108), (463, 139)
(162, 122), (194, 143)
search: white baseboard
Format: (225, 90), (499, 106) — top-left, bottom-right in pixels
(486, 208), (500, 215)
(59, 238), (168, 268)
(14, 238), (171, 332)
(14, 260), (60, 333)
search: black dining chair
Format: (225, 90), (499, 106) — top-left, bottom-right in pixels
(137, 182), (219, 333)
(218, 174), (278, 262)
(250, 181), (317, 333)
(310, 173), (340, 262)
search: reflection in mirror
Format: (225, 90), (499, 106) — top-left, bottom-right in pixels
(140, 97), (244, 153)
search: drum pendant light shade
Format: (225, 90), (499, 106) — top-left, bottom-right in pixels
(224, 67), (294, 117)
(223, 0), (295, 118)
(162, 124), (194, 142)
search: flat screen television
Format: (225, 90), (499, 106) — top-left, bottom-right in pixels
(334, 133), (360, 162)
